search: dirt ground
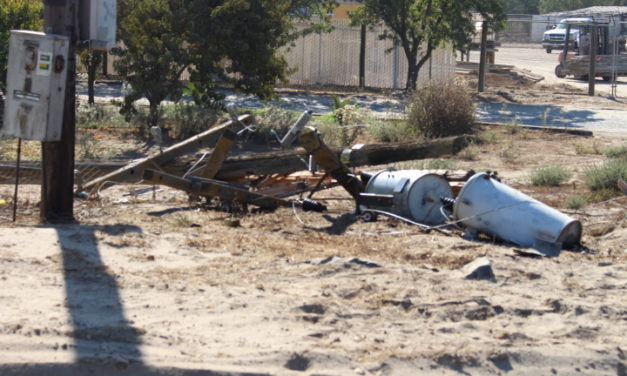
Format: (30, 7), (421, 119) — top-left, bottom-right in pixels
(1, 73), (626, 376)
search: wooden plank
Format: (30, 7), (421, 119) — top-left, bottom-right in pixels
(81, 115), (253, 192)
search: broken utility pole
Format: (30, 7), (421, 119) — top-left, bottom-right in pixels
(41, 0), (77, 222)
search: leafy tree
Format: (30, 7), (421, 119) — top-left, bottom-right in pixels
(0, 0), (43, 88)
(350, 0), (506, 91)
(114, 0), (337, 128)
(114, 0), (191, 127)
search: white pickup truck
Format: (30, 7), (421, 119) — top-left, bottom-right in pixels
(542, 17), (591, 53)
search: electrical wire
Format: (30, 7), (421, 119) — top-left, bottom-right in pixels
(183, 152), (210, 178)
(292, 200), (306, 225)
(360, 208), (451, 236)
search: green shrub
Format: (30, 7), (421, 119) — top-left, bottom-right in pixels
(575, 141), (602, 155)
(565, 195), (587, 210)
(252, 106), (299, 144)
(604, 145), (627, 159)
(406, 82), (475, 138)
(530, 165), (571, 186)
(164, 103), (222, 140)
(478, 129), (500, 144)
(394, 158), (458, 170)
(587, 188), (619, 203)
(333, 104), (362, 127)
(504, 120), (521, 135)
(76, 104), (125, 128)
(368, 120), (415, 143)
(584, 159), (627, 191)
(330, 96), (364, 146)
(456, 143), (480, 161)
(313, 121), (344, 148)
(76, 133), (98, 159)
(498, 147), (519, 164)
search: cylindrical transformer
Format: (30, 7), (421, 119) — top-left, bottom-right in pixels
(364, 169), (453, 225)
(453, 172), (582, 251)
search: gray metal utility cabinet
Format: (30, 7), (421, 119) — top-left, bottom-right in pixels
(2, 30), (69, 142)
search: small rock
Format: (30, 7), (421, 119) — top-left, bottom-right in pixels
(462, 257), (496, 282)
(299, 304), (326, 315)
(349, 258), (381, 268)
(223, 219), (241, 228)
(285, 353), (310, 371)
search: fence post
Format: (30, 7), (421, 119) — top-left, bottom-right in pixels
(359, 24), (366, 88)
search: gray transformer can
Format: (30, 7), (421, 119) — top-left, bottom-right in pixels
(364, 169), (453, 225)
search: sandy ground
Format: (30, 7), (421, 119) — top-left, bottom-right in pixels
(1, 126), (626, 375)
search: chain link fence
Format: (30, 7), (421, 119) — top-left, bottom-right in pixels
(284, 19), (455, 89)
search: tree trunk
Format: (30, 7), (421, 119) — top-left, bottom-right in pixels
(406, 54), (418, 91)
(149, 100), (160, 128)
(87, 56), (97, 105)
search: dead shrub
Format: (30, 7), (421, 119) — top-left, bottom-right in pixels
(407, 82), (476, 138)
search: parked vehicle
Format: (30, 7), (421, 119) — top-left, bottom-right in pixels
(544, 15), (626, 54)
(542, 18), (589, 53)
(554, 17), (627, 81)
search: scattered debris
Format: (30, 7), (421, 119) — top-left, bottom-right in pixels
(82, 114), (255, 193)
(1, 108), (589, 258)
(305, 257), (381, 269)
(462, 257), (496, 282)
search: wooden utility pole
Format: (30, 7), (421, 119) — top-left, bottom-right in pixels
(588, 25), (598, 97)
(478, 21), (488, 93)
(42, 0), (77, 222)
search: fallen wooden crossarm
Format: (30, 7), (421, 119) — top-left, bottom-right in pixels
(142, 169), (327, 212)
(81, 114), (254, 192)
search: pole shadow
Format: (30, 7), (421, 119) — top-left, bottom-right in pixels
(55, 224), (144, 362)
(42, 224), (269, 375)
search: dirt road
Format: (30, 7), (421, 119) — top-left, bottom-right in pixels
(469, 44), (627, 98)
